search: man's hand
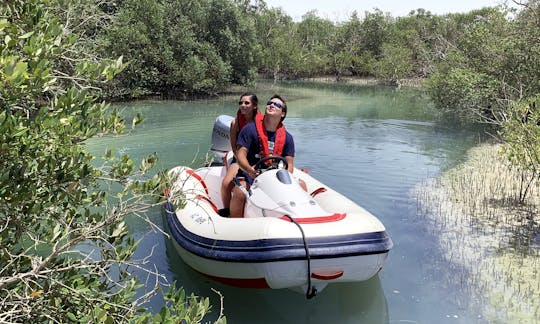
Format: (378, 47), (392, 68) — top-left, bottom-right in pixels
(247, 166), (259, 179)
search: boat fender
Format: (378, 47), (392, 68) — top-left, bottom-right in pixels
(276, 169), (292, 184)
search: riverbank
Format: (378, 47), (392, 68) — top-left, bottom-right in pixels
(300, 76), (424, 88)
(415, 143), (540, 322)
(107, 77), (425, 102)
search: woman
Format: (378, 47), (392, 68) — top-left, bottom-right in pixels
(219, 93), (260, 217)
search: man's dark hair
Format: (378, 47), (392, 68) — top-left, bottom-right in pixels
(269, 94), (287, 122)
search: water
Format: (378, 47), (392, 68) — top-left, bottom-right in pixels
(86, 82), (489, 323)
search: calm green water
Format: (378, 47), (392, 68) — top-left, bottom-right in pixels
(87, 82), (487, 323)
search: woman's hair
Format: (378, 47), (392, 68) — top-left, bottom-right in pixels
(269, 94), (287, 122)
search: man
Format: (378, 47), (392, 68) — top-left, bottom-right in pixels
(229, 94), (298, 217)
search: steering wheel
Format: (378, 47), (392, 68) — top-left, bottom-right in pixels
(253, 156), (289, 172)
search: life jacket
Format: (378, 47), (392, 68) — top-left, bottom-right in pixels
(236, 109), (260, 132)
(255, 113), (286, 159)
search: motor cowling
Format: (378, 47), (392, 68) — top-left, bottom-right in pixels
(210, 115), (234, 164)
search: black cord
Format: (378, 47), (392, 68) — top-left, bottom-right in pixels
(283, 215), (317, 299)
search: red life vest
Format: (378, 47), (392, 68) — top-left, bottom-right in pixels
(236, 109), (260, 132)
(255, 113), (286, 158)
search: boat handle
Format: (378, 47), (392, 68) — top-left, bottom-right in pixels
(311, 270), (344, 280)
(310, 187), (327, 197)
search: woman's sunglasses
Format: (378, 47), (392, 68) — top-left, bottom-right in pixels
(238, 101), (251, 105)
(267, 101), (283, 109)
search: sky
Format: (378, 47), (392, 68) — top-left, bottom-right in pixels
(263, 0), (511, 21)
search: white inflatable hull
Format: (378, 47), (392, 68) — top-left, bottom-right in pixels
(164, 165), (392, 293)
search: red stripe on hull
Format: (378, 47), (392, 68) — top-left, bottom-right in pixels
(196, 195), (219, 213)
(198, 271), (271, 289)
(186, 169), (209, 195)
(280, 213), (346, 224)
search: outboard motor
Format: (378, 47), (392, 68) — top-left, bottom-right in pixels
(210, 115), (234, 165)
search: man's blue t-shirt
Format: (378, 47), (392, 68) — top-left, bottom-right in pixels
(236, 122), (295, 166)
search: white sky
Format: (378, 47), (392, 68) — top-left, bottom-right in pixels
(263, 0), (513, 21)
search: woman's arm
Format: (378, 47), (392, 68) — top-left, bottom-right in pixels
(229, 118), (239, 156)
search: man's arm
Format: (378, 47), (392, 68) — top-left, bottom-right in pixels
(237, 146), (258, 179)
(283, 132), (295, 173)
(285, 156), (294, 173)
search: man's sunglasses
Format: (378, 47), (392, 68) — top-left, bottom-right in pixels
(267, 101), (283, 109)
(238, 101), (251, 105)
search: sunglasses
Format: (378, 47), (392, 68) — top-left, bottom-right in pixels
(267, 101), (283, 109)
(238, 101), (251, 105)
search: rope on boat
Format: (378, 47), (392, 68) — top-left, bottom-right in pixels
(282, 215), (317, 299)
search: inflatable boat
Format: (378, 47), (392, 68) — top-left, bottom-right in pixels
(163, 115), (393, 297)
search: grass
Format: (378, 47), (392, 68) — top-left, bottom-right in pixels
(415, 143), (540, 323)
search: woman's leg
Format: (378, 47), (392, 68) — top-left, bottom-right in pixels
(220, 164), (239, 211)
(229, 179), (248, 218)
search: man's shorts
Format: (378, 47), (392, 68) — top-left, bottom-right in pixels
(234, 170), (253, 186)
